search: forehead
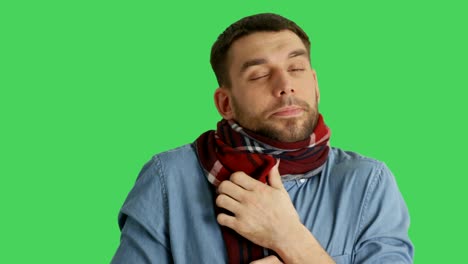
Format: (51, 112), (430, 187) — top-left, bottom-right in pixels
(227, 30), (307, 69)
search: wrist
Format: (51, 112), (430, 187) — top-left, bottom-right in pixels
(272, 223), (307, 260)
(273, 224), (334, 264)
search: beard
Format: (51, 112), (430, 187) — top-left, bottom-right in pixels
(231, 96), (318, 143)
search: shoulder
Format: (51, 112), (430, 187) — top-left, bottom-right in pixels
(323, 151), (413, 261)
(120, 144), (198, 212)
(118, 144), (203, 228)
(151, 144), (198, 166)
(132, 144), (199, 180)
(327, 147), (389, 178)
(324, 147), (395, 197)
(149, 144), (202, 182)
(329, 147), (384, 168)
(123, 144), (199, 189)
(132, 143), (210, 205)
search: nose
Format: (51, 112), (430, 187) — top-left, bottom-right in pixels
(272, 69), (294, 97)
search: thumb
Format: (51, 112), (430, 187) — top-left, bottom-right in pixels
(268, 159), (283, 189)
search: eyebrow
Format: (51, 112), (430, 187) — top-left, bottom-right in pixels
(239, 48), (308, 74)
(288, 49), (308, 59)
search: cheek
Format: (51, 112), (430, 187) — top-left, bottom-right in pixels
(297, 78), (317, 97)
(233, 94), (269, 118)
(292, 83), (318, 108)
(233, 88), (261, 107)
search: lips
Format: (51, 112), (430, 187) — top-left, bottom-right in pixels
(271, 106), (304, 117)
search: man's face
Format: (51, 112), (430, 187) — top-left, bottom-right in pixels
(215, 30), (320, 143)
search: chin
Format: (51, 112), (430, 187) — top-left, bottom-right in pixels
(253, 119), (310, 142)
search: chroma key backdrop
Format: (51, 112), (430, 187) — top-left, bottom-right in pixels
(1, 0), (467, 263)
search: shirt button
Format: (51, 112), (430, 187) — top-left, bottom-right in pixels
(300, 179), (307, 183)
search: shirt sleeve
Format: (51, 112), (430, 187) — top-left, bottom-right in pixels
(110, 216), (173, 264)
(353, 163), (414, 263)
(110, 157), (173, 264)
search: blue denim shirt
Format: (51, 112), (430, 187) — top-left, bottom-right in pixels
(111, 144), (413, 263)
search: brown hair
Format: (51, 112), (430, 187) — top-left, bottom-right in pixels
(210, 13), (311, 87)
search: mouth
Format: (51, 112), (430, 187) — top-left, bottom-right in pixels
(270, 106), (304, 118)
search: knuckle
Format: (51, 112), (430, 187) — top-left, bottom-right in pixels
(215, 194), (224, 206)
(253, 183), (266, 192)
(216, 214), (224, 224)
(242, 194), (253, 204)
(241, 193), (249, 203)
(217, 182), (225, 193)
(230, 171), (243, 182)
(244, 193), (258, 205)
(218, 214), (236, 229)
(217, 181), (229, 193)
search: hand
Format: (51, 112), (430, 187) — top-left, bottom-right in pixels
(216, 160), (302, 251)
(250, 255), (283, 264)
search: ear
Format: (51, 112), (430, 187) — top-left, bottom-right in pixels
(214, 87), (235, 120)
(312, 69), (320, 104)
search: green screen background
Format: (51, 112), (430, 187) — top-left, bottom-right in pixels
(1, 0), (467, 263)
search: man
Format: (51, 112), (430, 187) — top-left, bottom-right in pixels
(111, 13), (413, 263)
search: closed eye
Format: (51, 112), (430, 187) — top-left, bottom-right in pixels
(289, 68), (305, 72)
(250, 74), (269, 81)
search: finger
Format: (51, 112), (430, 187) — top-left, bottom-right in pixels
(216, 194), (241, 214)
(250, 255), (283, 264)
(230, 171), (263, 191)
(217, 212), (237, 229)
(268, 159), (283, 189)
(217, 179), (248, 202)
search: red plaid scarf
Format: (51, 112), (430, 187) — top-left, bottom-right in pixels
(195, 114), (331, 263)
